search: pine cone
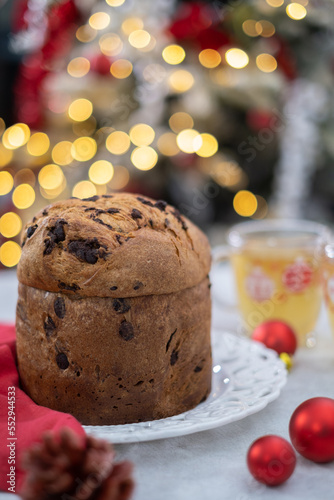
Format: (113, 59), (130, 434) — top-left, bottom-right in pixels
(20, 427), (134, 500)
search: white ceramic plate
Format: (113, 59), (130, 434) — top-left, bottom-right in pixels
(84, 332), (287, 443)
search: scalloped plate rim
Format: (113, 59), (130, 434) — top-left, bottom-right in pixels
(84, 332), (288, 443)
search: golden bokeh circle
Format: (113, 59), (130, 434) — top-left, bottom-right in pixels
(225, 48), (249, 69)
(162, 45), (186, 65)
(0, 212), (22, 238)
(67, 57), (90, 78)
(27, 133), (50, 156)
(38, 164), (64, 190)
(131, 147), (158, 170)
(68, 99), (93, 122)
(106, 131), (131, 155)
(89, 160), (114, 185)
(199, 49), (221, 68)
(0, 241), (21, 267)
(169, 70), (194, 93)
(0, 171), (14, 195)
(71, 137), (97, 162)
(110, 59), (133, 79)
(129, 124), (155, 146)
(72, 180), (97, 199)
(12, 184), (35, 209)
(52, 141), (73, 165)
(233, 190), (258, 217)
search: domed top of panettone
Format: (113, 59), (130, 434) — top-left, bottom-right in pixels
(17, 193), (211, 298)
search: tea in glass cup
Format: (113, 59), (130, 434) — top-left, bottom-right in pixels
(323, 244), (334, 337)
(214, 220), (329, 345)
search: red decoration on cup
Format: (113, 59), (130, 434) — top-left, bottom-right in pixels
(289, 397), (334, 463)
(282, 260), (313, 293)
(251, 320), (297, 355)
(247, 435), (296, 486)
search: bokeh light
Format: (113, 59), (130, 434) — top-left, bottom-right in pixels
(14, 168), (35, 187)
(106, 131), (130, 154)
(195, 133), (218, 157)
(76, 24), (97, 43)
(199, 49), (221, 68)
(3, 123), (30, 149)
(242, 20), (261, 37)
(27, 132), (50, 156)
(286, 3), (307, 19)
(0, 241), (21, 267)
(89, 12), (110, 30)
(108, 165), (129, 189)
(67, 57), (90, 78)
(131, 147), (158, 170)
(137, 35), (156, 52)
(256, 53), (277, 72)
(71, 137), (97, 161)
(129, 124), (155, 146)
(0, 144), (13, 167)
(233, 190), (258, 216)
(129, 30), (151, 49)
(89, 160), (114, 184)
(169, 70), (194, 93)
(157, 133), (180, 156)
(121, 17), (144, 35)
(72, 180), (97, 199)
(169, 112), (194, 133)
(0, 212), (22, 238)
(0, 171), (14, 195)
(209, 161), (247, 190)
(256, 20), (275, 37)
(12, 184), (35, 209)
(162, 45), (185, 65)
(52, 141), (73, 165)
(68, 99), (93, 122)
(38, 164), (64, 190)
(225, 48), (249, 69)
(266, 0), (284, 6)
(110, 59), (133, 78)
(40, 178), (67, 200)
(106, 0), (125, 5)
(99, 33), (123, 56)
(251, 195), (269, 219)
(176, 129), (202, 154)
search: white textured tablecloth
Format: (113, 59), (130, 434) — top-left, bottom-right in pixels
(0, 264), (334, 500)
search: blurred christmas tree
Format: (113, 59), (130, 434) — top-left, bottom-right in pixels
(0, 0), (334, 268)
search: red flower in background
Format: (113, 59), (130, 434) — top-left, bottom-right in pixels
(168, 2), (230, 50)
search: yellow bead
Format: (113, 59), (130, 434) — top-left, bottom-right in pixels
(279, 352), (293, 372)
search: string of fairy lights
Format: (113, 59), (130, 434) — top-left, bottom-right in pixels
(0, 0), (309, 267)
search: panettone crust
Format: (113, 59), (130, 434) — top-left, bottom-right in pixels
(17, 193), (211, 298)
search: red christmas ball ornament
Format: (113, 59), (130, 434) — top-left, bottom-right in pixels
(247, 435), (296, 486)
(251, 320), (297, 355)
(289, 397), (334, 463)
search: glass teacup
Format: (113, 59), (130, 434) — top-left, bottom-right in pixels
(213, 219), (330, 345)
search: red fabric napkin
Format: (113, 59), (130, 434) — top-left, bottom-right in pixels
(0, 324), (86, 495)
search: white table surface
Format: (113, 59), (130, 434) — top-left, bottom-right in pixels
(0, 264), (334, 500)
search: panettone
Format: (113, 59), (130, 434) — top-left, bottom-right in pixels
(16, 193), (212, 425)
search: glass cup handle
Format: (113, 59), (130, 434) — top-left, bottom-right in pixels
(210, 245), (239, 312)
